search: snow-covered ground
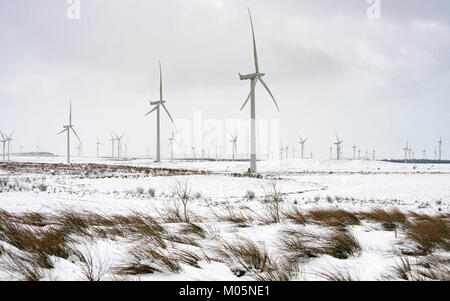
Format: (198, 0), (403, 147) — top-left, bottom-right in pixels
(0, 157), (448, 281)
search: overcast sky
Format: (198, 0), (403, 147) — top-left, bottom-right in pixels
(0, 0), (449, 159)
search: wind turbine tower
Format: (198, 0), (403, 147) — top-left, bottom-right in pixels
(334, 133), (343, 161)
(403, 141), (409, 163)
(96, 137), (103, 159)
(229, 135), (238, 161)
(239, 8), (279, 173)
(145, 61), (176, 163)
(168, 131), (176, 161)
(298, 136), (309, 159)
(57, 102), (81, 164)
(438, 136), (442, 161)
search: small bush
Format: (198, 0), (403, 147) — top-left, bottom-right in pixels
(148, 188), (156, 197)
(246, 191), (256, 200)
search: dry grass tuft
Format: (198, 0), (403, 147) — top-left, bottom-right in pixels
(404, 215), (449, 255)
(283, 207), (307, 225)
(0, 249), (45, 281)
(217, 238), (273, 274)
(359, 208), (408, 230)
(321, 230), (362, 259)
(307, 208), (360, 228)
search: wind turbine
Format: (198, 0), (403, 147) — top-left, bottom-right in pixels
(239, 8), (279, 173)
(298, 135), (309, 159)
(229, 135), (238, 161)
(35, 142), (40, 158)
(192, 146), (196, 161)
(358, 148), (361, 160)
(96, 137), (103, 159)
(423, 149), (426, 160)
(57, 102), (81, 164)
(329, 146), (333, 160)
(0, 131), (6, 161)
(114, 133), (125, 159)
(5, 131), (15, 161)
(285, 145), (289, 160)
(168, 130), (176, 161)
(279, 144), (284, 160)
(110, 134), (116, 158)
(334, 132), (343, 161)
(145, 61), (176, 163)
(403, 141), (409, 163)
(372, 150), (376, 161)
(352, 145), (356, 160)
(438, 136), (442, 161)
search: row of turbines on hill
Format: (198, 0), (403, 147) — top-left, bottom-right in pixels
(0, 9), (447, 170)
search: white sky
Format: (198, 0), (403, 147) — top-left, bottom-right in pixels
(0, 0), (449, 159)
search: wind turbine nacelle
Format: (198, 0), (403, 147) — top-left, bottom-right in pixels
(150, 100), (166, 106)
(239, 72), (265, 80)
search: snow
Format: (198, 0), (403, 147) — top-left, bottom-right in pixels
(0, 157), (449, 281)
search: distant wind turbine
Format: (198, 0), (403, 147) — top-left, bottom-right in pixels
(110, 134), (115, 158)
(403, 141), (409, 163)
(96, 137), (103, 159)
(57, 101), (81, 164)
(5, 131), (15, 161)
(298, 135), (309, 159)
(239, 8), (279, 173)
(168, 130), (176, 161)
(352, 145), (356, 160)
(0, 131), (6, 161)
(114, 133), (125, 159)
(145, 61), (176, 163)
(229, 135), (238, 161)
(438, 136), (442, 161)
(334, 132), (343, 161)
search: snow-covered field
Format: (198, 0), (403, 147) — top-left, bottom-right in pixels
(0, 157), (449, 281)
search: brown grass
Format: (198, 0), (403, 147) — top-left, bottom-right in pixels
(404, 215), (449, 255)
(322, 230), (362, 259)
(307, 208), (360, 228)
(358, 208), (408, 224)
(283, 207), (307, 225)
(218, 238), (273, 274)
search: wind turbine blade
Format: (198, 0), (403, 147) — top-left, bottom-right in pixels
(57, 128), (67, 135)
(71, 127), (82, 144)
(248, 7), (259, 73)
(145, 106), (158, 116)
(258, 78), (280, 111)
(159, 61), (163, 101)
(161, 103), (176, 127)
(9, 131), (14, 139)
(240, 78), (258, 111)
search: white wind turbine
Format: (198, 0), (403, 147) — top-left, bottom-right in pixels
(168, 130), (176, 161)
(298, 135), (309, 159)
(229, 135), (238, 161)
(145, 61), (176, 163)
(403, 141), (409, 163)
(96, 137), (103, 159)
(239, 8), (279, 173)
(352, 145), (356, 160)
(0, 131), (6, 161)
(334, 132), (343, 161)
(110, 134), (116, 158)
(57, 102), (81, 164)
(5, 131), (15, 161)
(438, 136), (442, 161)
(114, 133), (125, 159)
